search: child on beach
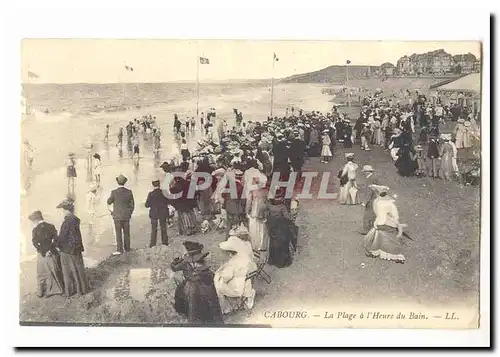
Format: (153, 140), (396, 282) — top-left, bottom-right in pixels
(66, 153), (77, 197)
(132, 135), (140, 160)
(116, 128), (123, 147)
(414, 145), (427, 177)
(104, 124), (110, 142)
(93, 153), (102, 187)
(320, 130), (332, 163)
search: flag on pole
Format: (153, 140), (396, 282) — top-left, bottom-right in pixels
(346, 60), (351, 65)
(199, 57), (210, 64)
(125, 65), (134, 72)
(28, 71), (38, 79)
(274, 53), (279, 62)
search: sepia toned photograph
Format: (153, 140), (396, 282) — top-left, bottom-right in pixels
(19, 38), (483, 330)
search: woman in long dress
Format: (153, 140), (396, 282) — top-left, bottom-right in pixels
(388, 129), (403, 162)
(394, 142), (417, 177)
(214, 236), (257, 314)
(439, 134), (454, 181)
(454, 119), (467, 149)
(246, 174), (270, 251)
(29, 210), (65, 298)
(54, 199), (88, 297)
(93, 153), (101, 187)
(171, 241), (223, 324)
(320, 130), (333, 163)
(266, 196), (297, 268)
(363, 186), (406, 263)
(338, 153), (360, 205)
(170, 172), (198, 236)
(195, 158), (215, 221)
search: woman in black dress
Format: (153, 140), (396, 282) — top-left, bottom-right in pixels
(266, 193), (298, 268)
(29, 210), (65, 298)
(55, 199), (88, 297)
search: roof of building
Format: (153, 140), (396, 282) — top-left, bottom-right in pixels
(381, 62), (395, 68)
(431, 73), (481, 93)
(453, 53), (477, 62)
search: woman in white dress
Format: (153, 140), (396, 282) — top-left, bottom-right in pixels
(364, 185), (406, 263)
(338, 153), (360, 205)
(246, 173), (270, 250)
(320, 130), (333, 163)
(454, 119), (467, 149)
(214, 236), (257, 314)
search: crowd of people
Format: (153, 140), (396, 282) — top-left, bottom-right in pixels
(24, 88), (481, 324)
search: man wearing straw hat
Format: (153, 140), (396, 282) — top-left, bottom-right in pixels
(107, 174), (135, 255)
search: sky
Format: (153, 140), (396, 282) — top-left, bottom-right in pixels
(21, 39), (481, 83)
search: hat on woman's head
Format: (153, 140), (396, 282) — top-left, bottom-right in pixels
(415, 145), (424, 151)
(116, 174), (128, 185)
(219, 236), (245, 254)
(457, 118), (465, 123)
(93, 153), (101, 160)
(464, 121), (471, 127)
(89, 182), (98, 191)
(28, 210), (43, 222)
(68, 152), (75, 157)
(182, 241), (209, 263)
(345, 153), (355, 159)
(56, 198), (74, 211)
(362, 165), (374, 172)
(229, 224), (249, 238)
(370, 184), (390, 194)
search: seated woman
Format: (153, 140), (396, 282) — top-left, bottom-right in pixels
(363, 185), (406, 263)
(171, 241), (223, 324)
(28, 210), (65, 298)
(266, 193), (298, 268)
(214, 236), (257, 315)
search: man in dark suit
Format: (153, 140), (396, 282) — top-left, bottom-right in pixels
(107, 174), (135, 255)
(359, 165), (382, 235)
(145, 178), (170, 247)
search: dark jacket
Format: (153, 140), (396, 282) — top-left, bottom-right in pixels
(107, 186), (135, 220)
(55, 213), (84, 255)
(32, 221), (58, 256)
(145, 188), (170, 220)
(362, 174), (381, 207)
(174, 265), (224, 324)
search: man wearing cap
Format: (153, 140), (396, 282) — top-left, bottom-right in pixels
(359, 165), (381, 235)
(145, 178), (170, 247)
(107, 174), (135, 255)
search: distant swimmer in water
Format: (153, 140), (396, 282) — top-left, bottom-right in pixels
(116, 127), (123, 147)
(23, 140), (34, 170)
(104, 124), (110, 142)
(66, 152), (77, 197)
(93, 153), (102, 187)
(132, 135), (140, 161)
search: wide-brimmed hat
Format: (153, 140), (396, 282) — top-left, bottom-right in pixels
(464, 121), (471, 127)
(219, 236), (246, 254)
(159, 161), (171, 171)
(415, 145), (424, 151)
(457, 118), (465, 123)
(28, 210), (43, 222)
(56, 198), (74, 211)
(182, 241), (209, 263)
(116, 174), (128, 185)
(89, 182), (98, 191)
(229, 224), (250, 238)
(362, 165), (374, 172)
(212, 168), (226, 177)
(345, 153), (355, 159)
(68, 152), (75, 157)
(370, 184), (390, 194)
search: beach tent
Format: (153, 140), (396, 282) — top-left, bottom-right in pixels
(431, 73), (481, 112)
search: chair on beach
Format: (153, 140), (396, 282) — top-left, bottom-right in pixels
(251, 249), (272, 284)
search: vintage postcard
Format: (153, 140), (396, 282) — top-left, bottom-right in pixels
(19, 38), (484, 334)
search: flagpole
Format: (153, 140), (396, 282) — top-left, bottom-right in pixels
(196, 56), (200, 116)
(346, 60), (350, 108)
(270, 54), (275, 117)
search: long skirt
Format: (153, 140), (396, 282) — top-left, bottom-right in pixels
(267, 216), (296, 268)
(390, 148), (399, 161)
(198, 187), (214, 219)
(36, 253), (65, 298)
(321, 144), (332, 157)
(363, 225), (405, 262)
(361, 204), (376, 234)
(178, 210), (198, 236)
(338, 180), (360, 205)
(440, 153), (454, 179)
(248, 216), (269, 250)
(59, 251), (88, 297)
